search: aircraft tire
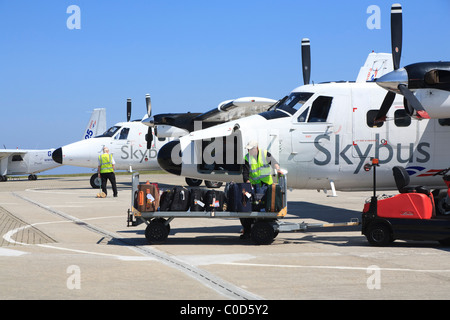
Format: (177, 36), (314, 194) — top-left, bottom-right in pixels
(185, 178), (202, 187)
(205, 180), (223, 188)
(90, 174), (101, 189)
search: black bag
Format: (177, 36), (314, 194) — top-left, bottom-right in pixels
(169, 186), (190, 211)
(190, 188), (205, 212)
(265, 184), (283, 212)
(159, 190), (173, 211)
(204, 190), (226, 211)
(227, 182), (253, 212)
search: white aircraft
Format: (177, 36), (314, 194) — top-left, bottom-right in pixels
(155, 4), (450, 196)
(0, 108), (106, 181)
(52, 95), (277, 188)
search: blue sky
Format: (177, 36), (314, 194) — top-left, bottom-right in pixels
(0, 0), (449, 175)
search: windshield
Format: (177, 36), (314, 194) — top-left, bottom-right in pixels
(273, 92), (314, 115)
(95, 126), (121, 138)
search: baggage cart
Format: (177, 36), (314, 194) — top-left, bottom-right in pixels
(127, 173), (359, 245)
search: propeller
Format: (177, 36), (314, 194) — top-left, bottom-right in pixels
(374, 4), (430, 123)
(301, 38), (311, 85)
(145, 94), (153, 149)
(126, 98), (132, 122)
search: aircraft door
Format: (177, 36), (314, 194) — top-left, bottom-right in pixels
(111, 127), (131, 161)
(290, 96), (334, 162)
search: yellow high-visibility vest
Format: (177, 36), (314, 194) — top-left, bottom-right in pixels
(244, 149), (273, 185)
(99, 153), (114, 173)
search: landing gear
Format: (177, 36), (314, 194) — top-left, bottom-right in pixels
(0, 175), (7, 182)
(90, 173), (101, 189)
(185, 178), (223, 188)
(28, 174), (37, 181)
(185, 178), (202, 187)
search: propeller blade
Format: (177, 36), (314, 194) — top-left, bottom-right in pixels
(127, 98), (132, 122)
(301, 38), (311, 85)
(374, 91), (396, 123)
(398, 84), (430, 119)
(146, 127), (153, 149)
(390, 3), (402, 70)
(145, 94), (151, 117)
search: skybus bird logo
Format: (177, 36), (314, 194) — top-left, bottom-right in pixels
(405, 166), (442, 177)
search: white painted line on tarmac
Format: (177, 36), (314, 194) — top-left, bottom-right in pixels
(224, 262), (450, 273)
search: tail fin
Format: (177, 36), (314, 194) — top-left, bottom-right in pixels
(83, 108), (107, 140)
(356, 52), (394, 83)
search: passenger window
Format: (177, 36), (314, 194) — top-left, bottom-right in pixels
(308, 96), (332, 122)
(394, 109), (411, 127)
(366, 110), (384, 128)
(297, 107), (309, 122)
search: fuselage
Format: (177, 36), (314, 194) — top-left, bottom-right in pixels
(53, 121), (171, 171)
(158, 82), (450, 191)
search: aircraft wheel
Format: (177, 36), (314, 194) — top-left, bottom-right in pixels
(366, 223), (393, 246)
(251, 221), (275, 245)
(205, 180), (223, 188)
(145, 219), (169, 244)
(90, 174), (101, 189)
(0, 175), (6, 182)
(185, 178), (202, 187)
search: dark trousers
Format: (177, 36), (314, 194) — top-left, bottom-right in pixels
(100, 172), (117, 196)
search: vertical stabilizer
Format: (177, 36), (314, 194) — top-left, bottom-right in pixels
(356, 52), (394, 83)
(83, 108), (107, 140)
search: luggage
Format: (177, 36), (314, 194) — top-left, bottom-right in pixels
(136, 183), (159, 212)
(159, 189), (174, 211)
(169, 186), (190, 211)
(227, 182), (253, 212)
(204, 190), (226, 211)
(190, 188), (206, 212)
(265, 184), (283, 212)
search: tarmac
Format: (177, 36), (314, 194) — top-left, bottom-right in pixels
(1, 172), (450, 300)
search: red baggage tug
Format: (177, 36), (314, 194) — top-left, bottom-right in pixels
(362, 158), (450, 246)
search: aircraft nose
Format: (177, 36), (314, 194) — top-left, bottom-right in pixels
(157, 140), (182, 175)
(52, 147), (63, 164)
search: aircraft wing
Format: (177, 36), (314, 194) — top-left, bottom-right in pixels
(0, 149), (28, 161)
(193, 97), (277, 123)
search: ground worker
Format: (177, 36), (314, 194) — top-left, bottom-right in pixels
(97, 147), (118, 197)
(240, 140), (282, 239)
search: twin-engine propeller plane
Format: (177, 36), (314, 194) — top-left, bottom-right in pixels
(156, 3), (450, 196)
(0, 108), (106, 181)
(53, 94), (277, 188)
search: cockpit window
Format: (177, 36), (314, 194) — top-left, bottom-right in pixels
(96, 126), (121, 138)
(115, 127), (130, 140)
(273, 92), (314, 115)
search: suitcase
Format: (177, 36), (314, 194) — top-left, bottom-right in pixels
(169, 186), (190, 211)
(204, 190), (226, 211)
(159, 190), (174, 211)
(227, 182), (253, 212)
(265, 184), (283, 212)
(137, 183), (159, 212)
(190, 188), (206, 212)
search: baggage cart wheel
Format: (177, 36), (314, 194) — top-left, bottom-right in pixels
(366, 223), (393, 246)
(145, 219), (169, 244)
(251, 221), (275, 245)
